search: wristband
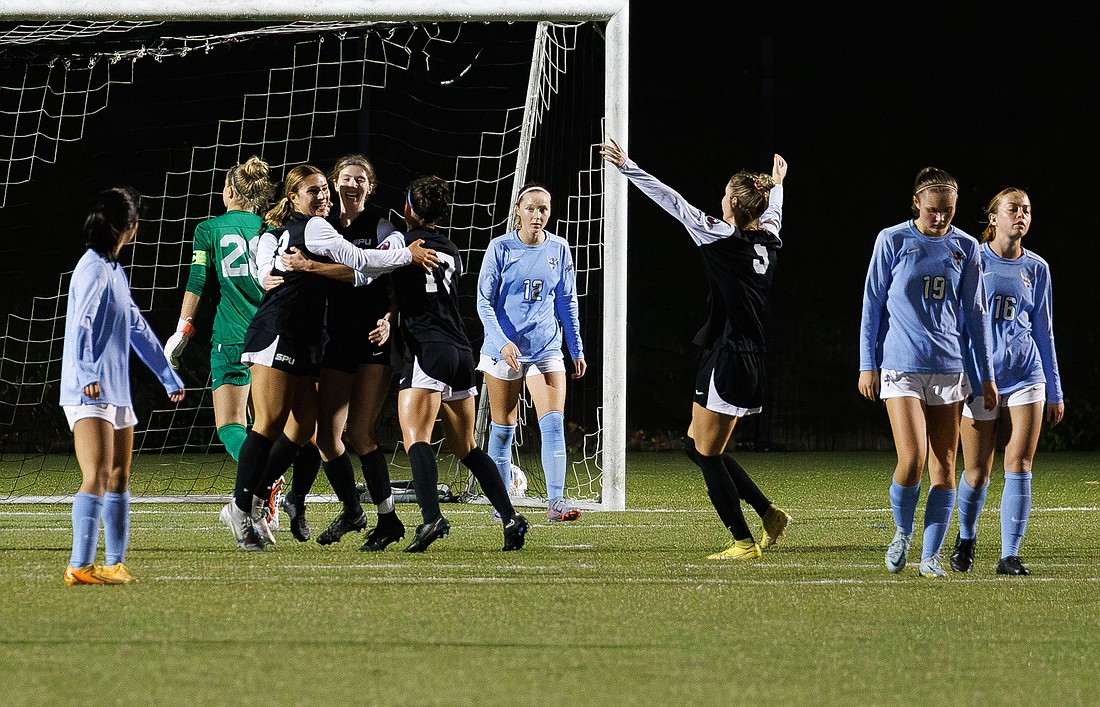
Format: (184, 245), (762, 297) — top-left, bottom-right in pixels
(177, 318), (195, 336)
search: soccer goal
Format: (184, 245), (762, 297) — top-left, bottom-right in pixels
(0, 1), (629, 510)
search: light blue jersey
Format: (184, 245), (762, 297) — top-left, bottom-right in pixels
(60, 249), (183, 407)
(969, 243), (1062, 400)
(859, 221), (994, 380)
(477, 230), (584, 364)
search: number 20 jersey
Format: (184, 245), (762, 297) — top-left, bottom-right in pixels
(186, 210), (264, 346)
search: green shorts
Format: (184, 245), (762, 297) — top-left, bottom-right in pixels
(211, 342), (251, 390)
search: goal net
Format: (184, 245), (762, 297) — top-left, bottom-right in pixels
(0, 7), (628, 509)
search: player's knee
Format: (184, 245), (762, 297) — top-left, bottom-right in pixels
(538, 410), (564, 437)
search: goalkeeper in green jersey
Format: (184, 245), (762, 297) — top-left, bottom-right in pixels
(164, 156), (275, 461)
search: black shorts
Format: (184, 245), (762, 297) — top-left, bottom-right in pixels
(241, 327), (323, 377)
(693, 346), (764, 416)
(322, 331), (392, 373)
(398, 343), (477, 398)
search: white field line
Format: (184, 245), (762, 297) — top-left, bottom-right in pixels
(4, 506), (1099, 517)
(16, 572), (1100, 586)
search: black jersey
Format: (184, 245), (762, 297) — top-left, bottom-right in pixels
(390, 227), (471, 355)
(617, 159), (785, 356)
(693, 228), (780, 353)
(248, 212), (331, 343)
(325, 203), (396, 332)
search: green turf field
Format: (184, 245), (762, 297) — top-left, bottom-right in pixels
(2, 451), (1098, 705)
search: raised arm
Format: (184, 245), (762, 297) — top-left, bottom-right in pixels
(600, 136), (734, 246)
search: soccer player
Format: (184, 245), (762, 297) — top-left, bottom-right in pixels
(953, 188), (1063, 576)
(476, 184), (586, 522)
(275, 154), (408, 551)
(163, 156), (274, 461)
(60, 186), (186, 584)
(390, 175), (528, 552)
(858, 167), (998, 578)
(219, 164), (437, 551)
(165, 157), (314, 535)
(600, 138), (793, 561)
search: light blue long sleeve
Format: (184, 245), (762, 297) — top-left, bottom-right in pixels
(973, 244), (1063, 400)
(859, 221), (994, 380)
(476, 230), (584, 363)
(60, 250), (182, 407)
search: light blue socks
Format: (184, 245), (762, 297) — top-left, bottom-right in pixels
(103, 490), (131, 566)
(921, 486), (956, 559)
(539, 411), (567, 500)
(956, 474), (989, 541)
(70, 492), (103, 567)
(889, 479), (921, 535)
(1001, 472), (1032, 558)
(488, 422), (515, 491)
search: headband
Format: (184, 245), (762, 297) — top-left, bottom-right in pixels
(516, 185), (550, 202)
(914, 182), (958, 195)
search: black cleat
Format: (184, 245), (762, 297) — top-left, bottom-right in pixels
(316, 509), (368, 546)
(996, 555), (1030, 576)
(403, 516), (450, 553)
(502, 513), (529, 551)
(358, 513), (406, 552)
(281, 495), (312, 543)
(949, 533), (975, 572)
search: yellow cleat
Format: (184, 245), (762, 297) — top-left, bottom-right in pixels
(63, 563), (125, 586)
(100, 563), (137, 584)
(707, 538), (762, 561)
(761, 505), (792, 550)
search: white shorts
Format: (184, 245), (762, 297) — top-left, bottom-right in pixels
(879, 370), (970, 405)
(963, 383), (1045, 421)
(477, 354), (566, 382)
(405, 358), (477, 402)
(63, 403), (138, 431)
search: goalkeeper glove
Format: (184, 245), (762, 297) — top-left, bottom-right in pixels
(164, 317), (195, 369)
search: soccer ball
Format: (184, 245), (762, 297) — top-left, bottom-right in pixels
(509, 463), (528, 497)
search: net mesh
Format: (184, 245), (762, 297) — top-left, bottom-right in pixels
(0, 19), (605, 505)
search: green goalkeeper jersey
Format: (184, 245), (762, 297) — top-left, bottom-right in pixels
(185, 210), (264, 345)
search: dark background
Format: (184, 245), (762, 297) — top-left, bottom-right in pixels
(1, 7), (1097, 453)
(624, 4), (1099, 450)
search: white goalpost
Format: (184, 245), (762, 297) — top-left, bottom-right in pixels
(0, 1), (629, 510)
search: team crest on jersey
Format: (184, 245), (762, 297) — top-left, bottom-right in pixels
(547, 256), (558, 268)
(951, 250), (965, 264)
(1020, 271), (1032, 288)
(378, 241), (391, 250)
